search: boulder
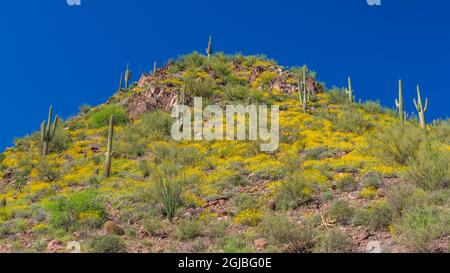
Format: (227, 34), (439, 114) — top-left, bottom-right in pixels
(267, 199), (276, 211)
(366, 240), (382, 253)
(104, 221), (125, 236)
(47, 240), (65, 252)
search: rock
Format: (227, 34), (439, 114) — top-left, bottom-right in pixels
(347, 192), (359, 200)
(47, 240), (65, 252)
(66, 241), (81, 253)
(104, 221), (125, 236)
(248, 173), (258, 182)
(0, 198), (6, 207)
(89, 144), (101, 153)
(267, 199), (276, 211)
(254, 239), (267, 249)
(366, 240), (382, 253)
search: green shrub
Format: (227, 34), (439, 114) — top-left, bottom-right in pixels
(90, 235), (126, 253)
(152, 166), (184, 221)
(173, 52), (207, 72)
(151, 142), (202, 167)
(304, 147), (333, 160)
(46, 190), (107, 231)
(361, 171), (384, 189)
(30, 122), (72, 154)
(232, 193), (259, 213)
(175, 218), (203, 240)
(314, 229), (353, 253)
(223, 84), (249, 103)
(394, 206), (450, 252)
(352, 201), (393, 231)
(275, 172), (317, 210)
(429, 119), (450, 145)
(219, 236), (256, 253)
(261, 214), (316, 253)
(37, 160), (62, 182)
(205, 220), (229, 239)
(79, 104), (92, 115)
(327, 88), (348, 104)
(334, 105), (373, 134)
(403, 144), (450, 191)
(361, 100), (382, 114)
(335, 176), (358, 192)
(87, 104), (129, 128)
(325, 200), (354, 225)
(115, 111), (173, 158)
(0, 219), (27, 238)
(368, 124), (425, 165)
(184, 75), (215, 99)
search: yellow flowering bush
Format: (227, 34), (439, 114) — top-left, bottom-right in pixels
(233, 208), (263, 227)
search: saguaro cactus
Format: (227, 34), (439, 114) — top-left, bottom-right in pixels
(118, 72), (123, 92)
(40, 106), (59, 157)
(298, 66), (308, 113)
(124, 63), (132, 89)
(395, 79), (406, 123)
(153, 62), (157, 75)
(104, 114), (114, 178)
(346, 77), (354, 103)
(413, 85), (428, 129)
(206, 36), (213, 59)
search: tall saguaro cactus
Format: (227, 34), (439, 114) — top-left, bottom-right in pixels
(104, 114), (114, 178)
(206, 36), (213, 59)
(298, 66), (308, 113)
(124, 63), (132, 89)
(413, 85), (428, 129)
(153, 62), (157, 75)
(346, 77), (354, 103)
(118, 72), (123, 92)
(40, 106), (59, 157)
(395, 79), (406, 123)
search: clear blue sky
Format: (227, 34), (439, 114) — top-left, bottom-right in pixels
(1, 0), (449, 150)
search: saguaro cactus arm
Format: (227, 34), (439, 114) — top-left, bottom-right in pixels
(206, 36), (213, 58)
(298, 66), (308, 113)
(40, 106), (59, 157)
(413, 85), (428, 129)
(395, 79), (405, 123)
(119, 72), (123, 91)
(346, 77), (354, 103)
(104, 114), (114, 177)
(124, 63), (132, 89)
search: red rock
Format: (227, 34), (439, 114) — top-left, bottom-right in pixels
(254, 239), (267, 249)
(47, 240), (65, 252)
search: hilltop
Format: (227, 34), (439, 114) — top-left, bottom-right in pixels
(0, 51), (449, 253)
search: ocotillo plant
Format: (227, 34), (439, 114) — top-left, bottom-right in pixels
(124, 63), (132, 89)
(118, 72), (123, 92)
(298, 66), (308, 113)
(413, 85), (428, 129)
(206, 36), (213, 59)
(395, 79), (406, 123)
(153, 62), (157, 75)
(104, 114), (114, 178)
(346, 77), (354, 103)
(40, 106), (59, 157)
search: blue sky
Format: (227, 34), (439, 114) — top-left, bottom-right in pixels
(0, 0), (449, 150)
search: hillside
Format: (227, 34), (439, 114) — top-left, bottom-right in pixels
(0, 52), (449, 253)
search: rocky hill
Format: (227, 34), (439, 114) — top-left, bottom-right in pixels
(0, 51), (449, 253)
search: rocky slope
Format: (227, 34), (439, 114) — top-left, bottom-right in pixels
(0, 52), (449, 253)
